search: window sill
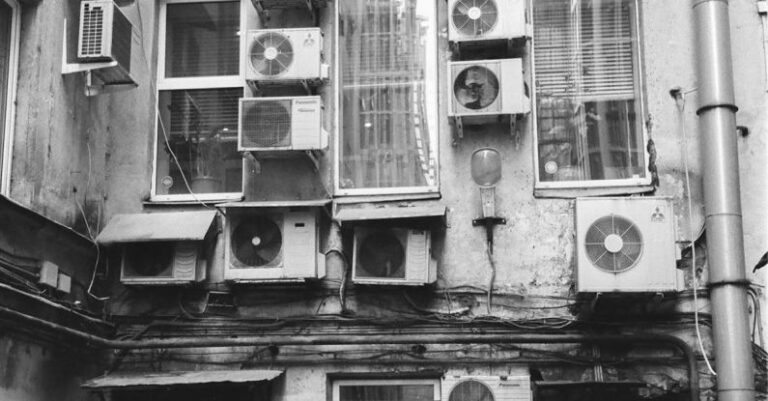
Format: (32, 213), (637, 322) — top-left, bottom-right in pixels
(533, 185), (654, 199)
(145, 193), (244, 206)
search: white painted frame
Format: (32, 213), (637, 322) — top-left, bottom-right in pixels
(333, 0), (441, 197)
(151, 0), (247, 202)
(332, 379), (441, 401)
(530, 0), (651, 190)
(1, 0), (20, 196)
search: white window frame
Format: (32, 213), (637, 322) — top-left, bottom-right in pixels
(333, 0), (441, 197)
(332, 379), (441, 401)
(1, 0), (20, 196)
(151, 0), (247, 202)
(531, 0), (651, 191)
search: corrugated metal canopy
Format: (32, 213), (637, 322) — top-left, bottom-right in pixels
(82, 370), (283, 389)
(96, 211), (218, 244)
(218, 199), (331, 208)
(334, 204), (446, 222)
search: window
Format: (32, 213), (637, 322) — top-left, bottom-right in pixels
(0, 0), (19, 195)
(336, 0), (439, 196)
(333, 379), (440, 401)
(533, 0), (648, 188)
(153, 0), (244, 201)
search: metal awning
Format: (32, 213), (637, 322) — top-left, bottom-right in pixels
(218, 199), (331, 208)
(82, 370), (283, 390)
(334, 204), (447, 223)
(96, 211), (218, 244)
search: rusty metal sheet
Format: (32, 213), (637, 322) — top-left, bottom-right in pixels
(82, 370), (283, 389)
(334, 204), (446, 222)
(96, 211), (218, 244)
(218, 199), (331, 208)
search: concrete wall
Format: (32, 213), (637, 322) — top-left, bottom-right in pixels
(3, 0), (766, 399)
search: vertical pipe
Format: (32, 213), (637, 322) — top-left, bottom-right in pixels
(693, 1), (756, 401)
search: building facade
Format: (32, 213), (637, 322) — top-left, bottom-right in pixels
(0, 0), (766, 400)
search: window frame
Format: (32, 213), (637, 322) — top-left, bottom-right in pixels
(531, 0), (651, 191)
(1, 0), (20, 196)
(332, 379), (441, 401)
(333, 0), (441, 197)
(151, 0), (247, 202)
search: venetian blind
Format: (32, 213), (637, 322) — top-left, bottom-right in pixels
(165, 88), (241, 138)
(534, 0), (636, 101)
(0, 2), (10, 144)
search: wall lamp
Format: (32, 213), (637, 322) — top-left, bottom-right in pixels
(471, 148), (506, 254)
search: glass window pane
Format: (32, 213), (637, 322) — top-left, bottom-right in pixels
(339, 0), (438, 191)
(339, 384), (434, 401)
(165, 1), (240, 78)
(0, 2), (12, 166)
(534, 0), (645, 183)
(155, 88), (243, 195)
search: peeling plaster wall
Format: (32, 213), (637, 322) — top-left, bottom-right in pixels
(2, 0), (767, 397)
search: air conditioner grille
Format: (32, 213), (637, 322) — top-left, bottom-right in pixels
(357, 230), (406, 279)
(454, 65), (500, 110)
(250, 32), (294, 76)
(449, 380), (495, 401)
(230, 215), (284, 268)
(123, 242), (175, 278)
(80, 3), (105, 57)
(452, 0), (499, 37)
(584, 214), (643, 273)
(241, 100), (292, 148)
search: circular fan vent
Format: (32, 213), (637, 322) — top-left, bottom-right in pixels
(452, 0), (498, 37)
(584, 214), (643, 273)
(454, 65), (499, 110)
(124, 242), (174, 277)
(250, 32), (294, 76)
(449, 380), (495, 401)
(242, 100), (292, 148)
(231, 216), (283, 267)
(357, 230), (406, 279)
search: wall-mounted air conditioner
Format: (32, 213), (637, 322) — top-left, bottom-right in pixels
(449, 59), (529, 117)
(442, 375), (531, 401)
(224, 208), (324, 282)
(576, 197), (680, 293)
(238, 96), (327, 152)
(121, 242), (206, 285)
(448, 0), (528, 43)
(245, 27), (326, 82)
(77, 0), (132, 71)
(352, 227), (436, 286)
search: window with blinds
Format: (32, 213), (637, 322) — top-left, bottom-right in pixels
(0, 2), (11, 178)
(334, 380), (438, 401)
(154, 1), (243, 199)
(338, 0), (439, 194)
(533, 0), (647, 186)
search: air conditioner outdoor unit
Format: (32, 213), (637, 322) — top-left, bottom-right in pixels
(120, 241), (206, 285)
(448, 0), (528, 43)
(224, 208), (324, 282)
(442, 375), (531, 401)
(77, 0), (132, 71)
(239, 96), (327, 152)
(449, 59), (530, 118)
(352, 227), (436, 286)
(245, 28), (326, 82)
(576, 197), (680, 293)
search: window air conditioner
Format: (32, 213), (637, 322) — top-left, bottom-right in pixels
(576, 197), (681, 293)
(245, 27), (327, 82)
(238, 96), (328, 152)
(78, 0), (132, 72)
(352, 227), (436, 286)
(224, 208), (324, 282)
(448, 0), (528, 43)
(449, 59), (530, 117)
(120, 242), (206, 285)
(442, 375), (532, 401)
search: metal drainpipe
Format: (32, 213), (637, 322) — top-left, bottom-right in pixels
(693, 1), (756, 401)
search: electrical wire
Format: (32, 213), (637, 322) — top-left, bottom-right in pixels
(486, 241), (495, 315)
(675, 89), (717, 376)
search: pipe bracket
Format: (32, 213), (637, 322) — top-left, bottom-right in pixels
(706, 279), (752, 289)
(696, 103), (739, 115)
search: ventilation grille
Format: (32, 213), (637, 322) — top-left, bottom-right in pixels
(80, 2), (106, 57)
(584, 214), (643, 273)
(453, 65), (500, 110)
(229, 214), (284, 268)
(452, 0), (499, 37)
(449, 380), (495, 401)
(241, 100), (292, 148)
(250, 32), (294, 76)
(356, 230), (406, 279)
